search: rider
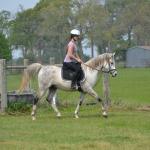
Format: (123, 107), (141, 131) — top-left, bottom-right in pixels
(63, 29), (84, 89)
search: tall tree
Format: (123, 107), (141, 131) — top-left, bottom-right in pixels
(34, 0), (71, 63)
(0, 10), (11, 35)
(0, 33), (11, 60)
(9, 8), (42, 60)
(73, 0), (109, 56)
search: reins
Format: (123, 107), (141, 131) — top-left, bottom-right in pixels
(83, 63), (116, 73)
(83, 63), (101, 71)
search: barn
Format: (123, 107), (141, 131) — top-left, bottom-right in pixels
(126, 46), (150, 67)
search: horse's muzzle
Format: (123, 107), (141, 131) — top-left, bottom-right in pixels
(111, 69), (117, 77)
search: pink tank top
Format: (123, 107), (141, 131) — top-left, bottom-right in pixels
(64, 40), (77, 62)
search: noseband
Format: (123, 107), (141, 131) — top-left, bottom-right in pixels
(101, 64), (117, 74)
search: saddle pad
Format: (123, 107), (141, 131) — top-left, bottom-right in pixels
(61, 66), (85, 81)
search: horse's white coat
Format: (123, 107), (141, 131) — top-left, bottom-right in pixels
(20, 53), (117, 120)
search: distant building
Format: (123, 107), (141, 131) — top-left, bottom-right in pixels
(126, 46), (150, 67)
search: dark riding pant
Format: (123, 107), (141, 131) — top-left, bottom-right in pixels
(63, 62), (83, 86)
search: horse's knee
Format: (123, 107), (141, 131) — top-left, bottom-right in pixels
(97, 97), (102, 102)
(46, 97), (52, 104)
(33, 96), (39, 105)
(79, 101), (83, 106)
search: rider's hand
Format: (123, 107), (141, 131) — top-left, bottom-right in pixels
(78, 59), (84, 64)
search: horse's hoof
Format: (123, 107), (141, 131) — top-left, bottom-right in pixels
(57, 113), (61, 117)
(32, 116), (36, 121)
(75, 114), (79, 119)
(103, 115), (108, 118)
(102, 112), (108, 118)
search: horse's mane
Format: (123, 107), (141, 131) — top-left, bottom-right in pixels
(85, 53), (111, 68)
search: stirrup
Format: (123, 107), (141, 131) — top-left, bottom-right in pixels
(71, 83), (77, 89)
(77, 86), (83, 92)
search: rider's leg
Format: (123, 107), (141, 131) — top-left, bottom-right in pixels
(71, 63), (82, 89)
(76, 68), (84, 91)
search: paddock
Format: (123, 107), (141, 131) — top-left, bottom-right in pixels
(0, 66), (150, 149)
(0, 104), (149, 150)
(0, 58), (111, 113)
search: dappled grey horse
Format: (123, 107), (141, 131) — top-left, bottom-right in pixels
(20, 53), (117, 120)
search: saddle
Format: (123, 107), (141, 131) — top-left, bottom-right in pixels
(61, 65), (85, 82)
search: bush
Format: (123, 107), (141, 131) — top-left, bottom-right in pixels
(7, 101), (31, 113)
(0, 33), (11, 60)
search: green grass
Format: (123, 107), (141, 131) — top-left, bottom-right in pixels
(7, 74), (22, 91)
(57, 68), (150, 106)
(0, 106), (150, 150)
(1, 68), (149, 150)
(110, 68), (150, 105)
(7, 68), (150, 106)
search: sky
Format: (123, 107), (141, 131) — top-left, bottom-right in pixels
(0, 0), (40, 13)
(0, 0), (105, 14)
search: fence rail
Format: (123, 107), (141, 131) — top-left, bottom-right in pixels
(6, 66), (27, 69)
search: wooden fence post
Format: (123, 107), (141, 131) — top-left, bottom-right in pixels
(0, 59), (7, 112)
(103, 73), (110, 110)
(24, 59), (28, 68)
(23, 59), (30, 91)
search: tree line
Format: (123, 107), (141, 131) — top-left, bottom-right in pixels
(0, 0), (150, 63)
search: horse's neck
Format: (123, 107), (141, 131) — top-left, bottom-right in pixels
(86, 53), (110, 70)
(82, 65), (100, 87)
(83, 55), (106, 86)
(85, 56), (104, 69)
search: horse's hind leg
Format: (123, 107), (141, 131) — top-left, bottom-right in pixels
(31, 95), (39, 121)
(31, 89), (46, 120)
(46, 87), (61, 117)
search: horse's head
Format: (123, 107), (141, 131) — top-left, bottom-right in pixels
(101, 53), (117, 77)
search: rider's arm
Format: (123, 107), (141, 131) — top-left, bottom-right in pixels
(75, 52), (84, 64)
(67, 45), (81, 63)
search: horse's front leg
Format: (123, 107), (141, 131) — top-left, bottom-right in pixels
(31, 88), (47, 120)
(31, 95), (39, 121)
(83, 84), (102, 103)
(82, 83), (104, 116)
(83, 85), (108, 118)
(74, 92), (85, 118)
(101, 101), (109, 118)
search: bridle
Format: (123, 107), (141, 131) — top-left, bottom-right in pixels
(83, 62), (117, 74)
(101, 63), (117, 74)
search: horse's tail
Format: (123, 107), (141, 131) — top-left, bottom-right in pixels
(19, 63), (43, 92)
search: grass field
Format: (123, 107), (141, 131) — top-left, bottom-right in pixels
(6, 68), (150, 105)
(0, 68), (149, 150)
(57, 68), (150, 107)
(0, 106), (150, 150)
(110, 68), (150, 105)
